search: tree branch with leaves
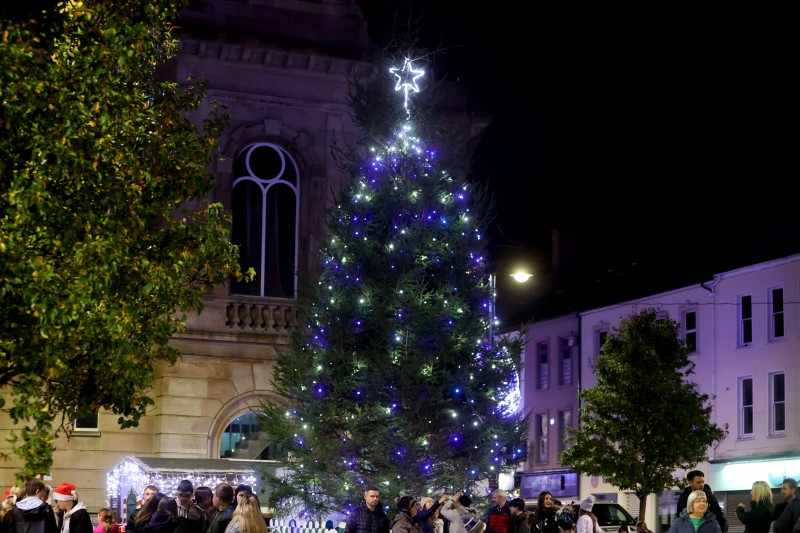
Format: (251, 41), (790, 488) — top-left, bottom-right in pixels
(0, 0), (250, 480)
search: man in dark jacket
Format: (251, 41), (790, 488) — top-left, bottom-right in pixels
(3, 479), (58, 533)
(205, 484), (235, 533)
(676, 470), (727, 533)
(772, 478), (799, 533)
(343, 487), (389, 533)
(174, 480), (204, 533)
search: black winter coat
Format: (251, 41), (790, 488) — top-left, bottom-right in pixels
(735, 500), (774, 533)
(3, 499), (58, 533)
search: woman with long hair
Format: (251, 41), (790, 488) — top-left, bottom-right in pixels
(735, 481), (774, 533)
(193, 487), (216, 527)
(93, 508), (119, 533)
(1, 489), (18, 524)
(134, 493), (166, 533)
(418, 496), (446, 533)
(530, 492), (559, 533)
(224, 494), (266, 533)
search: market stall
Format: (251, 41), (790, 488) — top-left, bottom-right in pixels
(106, 456), (265, 523)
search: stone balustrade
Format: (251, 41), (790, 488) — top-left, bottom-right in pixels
(181, 294), (300, 338)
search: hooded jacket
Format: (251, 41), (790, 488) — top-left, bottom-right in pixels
(60, 503), (92, 533)
(3, 497), (58, 533)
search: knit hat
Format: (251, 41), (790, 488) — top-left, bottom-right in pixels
(53, 483), (77, 501)
(397, 495), (418, 513)
(509, 498), (526, 511)
(419, 497), (434, 509)
(580, 495), (595, 512)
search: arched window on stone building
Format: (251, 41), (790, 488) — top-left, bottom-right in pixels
(219, 411), (287, 460)
(230, 142), (299, 299)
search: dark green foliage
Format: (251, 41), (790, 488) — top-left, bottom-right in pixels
(0, 0), (247, 479)
(559, 308), (726, 519)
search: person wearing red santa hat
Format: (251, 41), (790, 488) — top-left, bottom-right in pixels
(52, 483), (92, 533)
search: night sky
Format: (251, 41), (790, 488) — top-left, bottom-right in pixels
(357, 2), (796, 306)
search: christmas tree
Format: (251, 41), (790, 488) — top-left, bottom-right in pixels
(260, 56), (527, 519)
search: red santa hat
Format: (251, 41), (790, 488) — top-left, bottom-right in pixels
(53, 483), (77, 501)
(3, 489), (11, 499)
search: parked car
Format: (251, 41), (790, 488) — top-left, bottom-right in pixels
(569, 501), (637, 533)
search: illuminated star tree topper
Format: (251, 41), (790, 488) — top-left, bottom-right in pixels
(389, 57), (425, 116)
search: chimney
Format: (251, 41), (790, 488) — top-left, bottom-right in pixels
(551, 229), (579, 274)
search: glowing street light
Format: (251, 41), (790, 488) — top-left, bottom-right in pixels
(510, 271), (533, 283)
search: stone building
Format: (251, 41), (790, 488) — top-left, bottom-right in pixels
(0, 0), (489, 515)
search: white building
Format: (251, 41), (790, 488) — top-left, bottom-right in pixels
(518, 252), (800, 533)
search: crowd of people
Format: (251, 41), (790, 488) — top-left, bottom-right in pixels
(668, 471), (800, 533)
(0, 480), (264, 533)
(342, 487), (582, 533)
(4, 471), (800, 533)
(343, 472), (800, 533)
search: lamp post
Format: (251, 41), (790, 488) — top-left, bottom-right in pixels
(488, 269), (533, 348)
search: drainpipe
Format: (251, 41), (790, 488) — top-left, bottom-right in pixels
(576, 311), (583, 415)
(705, 276), (720, 460)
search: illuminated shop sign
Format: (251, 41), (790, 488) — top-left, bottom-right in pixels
(517, 471), (578, 499)
(710, 458), (800, 491)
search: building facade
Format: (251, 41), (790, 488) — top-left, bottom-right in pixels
(517, 312), (580, 507)
(518, 253), (800, 533)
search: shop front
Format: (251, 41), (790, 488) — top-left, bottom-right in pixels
(710, 457), (800, 533)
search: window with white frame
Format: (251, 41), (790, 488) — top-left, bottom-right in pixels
(770, 372), (785, 435)
(739, 376), (754, 437)
(537, 341), (549, 390)
(559, 409), (572, 453)
(559, 337), (572, 386)
(683, 309), (697, 353)
(536, 413), (548, 463)
(738, 294), (753, 346)
(769, 287), (785, 341)
(230, 143), (299, 298)
(74, 413), (99, 432)
(592, 329), (608, 370)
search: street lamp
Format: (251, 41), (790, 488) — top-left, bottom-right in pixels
(488, 269), (533, 347)
(510, 271), (533, 283)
